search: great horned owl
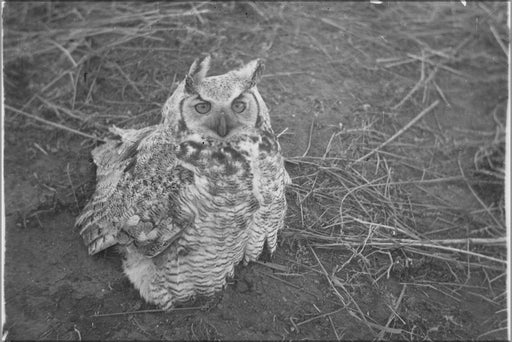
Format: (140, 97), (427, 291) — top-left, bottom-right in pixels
(76, 55), (291, 310)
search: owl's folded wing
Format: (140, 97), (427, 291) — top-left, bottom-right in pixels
(76, 125), (157, 255)
(79, 193), (192, 257)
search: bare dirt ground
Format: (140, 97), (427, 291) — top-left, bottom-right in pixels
(3, 2), (508, 340)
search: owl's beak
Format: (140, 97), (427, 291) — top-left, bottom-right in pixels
(214, 114), (239, 137)
(217, 115), (228, 137)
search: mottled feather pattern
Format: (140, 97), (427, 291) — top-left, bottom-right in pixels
(77, 126), (193, 257)
(76, 56), (290, 309)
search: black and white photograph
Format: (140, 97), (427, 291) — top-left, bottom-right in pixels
(2, 1), (509, 340)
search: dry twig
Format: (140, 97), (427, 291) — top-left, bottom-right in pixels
(353, 100), (439, 163)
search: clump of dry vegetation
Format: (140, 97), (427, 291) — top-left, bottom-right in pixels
(4, 2), (213, 140)
(3, 1), (508, 340)
(282, 2), (508, 339)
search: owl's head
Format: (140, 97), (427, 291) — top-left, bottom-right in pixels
(162, 55), (272, 139)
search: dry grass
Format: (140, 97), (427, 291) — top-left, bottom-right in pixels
(279, 2), (508, 338)
(4, 2), (212, 136)
(3, 1), (508, 340)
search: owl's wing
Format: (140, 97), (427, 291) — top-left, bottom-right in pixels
(76, 126), (194, 256)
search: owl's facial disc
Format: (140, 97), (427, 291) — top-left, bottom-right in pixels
(185, 88), (257, 138)
(180, 66), (262, 139)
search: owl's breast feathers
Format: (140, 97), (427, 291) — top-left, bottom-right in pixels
(76, 126), (288, 257)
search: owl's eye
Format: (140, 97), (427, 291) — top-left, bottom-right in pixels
(194, 102), (211, 114)
(232, 100), (246, 113)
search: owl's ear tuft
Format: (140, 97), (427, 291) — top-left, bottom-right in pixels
(185, 54), (211, 94)
(185, 74), (197, 94)
(188, 54), (211, 80)
(239, 59), (265, 90)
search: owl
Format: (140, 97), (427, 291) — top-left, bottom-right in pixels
(76, 55), (291, 310)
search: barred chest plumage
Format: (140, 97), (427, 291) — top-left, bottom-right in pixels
(173, 130), (279, 229)
(130, 131), (284, 308)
